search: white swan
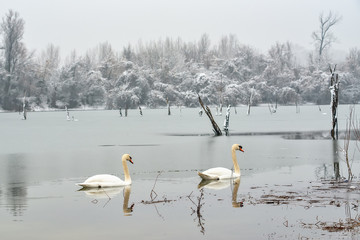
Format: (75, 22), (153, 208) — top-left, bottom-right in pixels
(77, 154), (133, 188)
(198, 144), (244, 180)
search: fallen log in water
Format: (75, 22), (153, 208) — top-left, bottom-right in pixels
(198, 94), (222, 136)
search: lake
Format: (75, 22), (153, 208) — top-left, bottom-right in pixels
(1, 104), (359, 239)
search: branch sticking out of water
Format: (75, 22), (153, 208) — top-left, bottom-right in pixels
(198, 94), (222, 136)
(342, 106), (354, 181)
(150, 171), (162, 201)
(141, 171), (174, 205)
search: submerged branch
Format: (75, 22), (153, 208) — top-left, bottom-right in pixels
(150, 171), (162, 201)
(141, 171), (175, 205)
(198, 94), (222, 136)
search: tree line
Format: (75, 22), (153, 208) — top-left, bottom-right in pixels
(0, 10), (359, 111)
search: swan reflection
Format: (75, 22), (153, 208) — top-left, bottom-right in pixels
(198, 177), (242, 208)
(78, 186), (134, 215)
(231, 178), (243, 208)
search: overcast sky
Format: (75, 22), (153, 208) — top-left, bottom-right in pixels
(1, 0), (359, 58)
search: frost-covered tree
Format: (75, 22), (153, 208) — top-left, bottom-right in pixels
(1, 13), (359, 111)
(345, 48), (360, 78)
(217, 34), (239, 59)
(37, 44), (60, 108)
(56, 51), (90, 108)
(198, 33), (211, 68)
(0, 9), (27, 109)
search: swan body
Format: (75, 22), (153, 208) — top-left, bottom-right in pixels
(198, 144), (244, 180)
(77, 154), (133, 188)
(198, 167), (239, 180)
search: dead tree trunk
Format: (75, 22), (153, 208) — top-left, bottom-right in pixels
(247, 87), (254, 115)
(329, 65), (339, 140)
(167, 98), (171, 115)
(198, 95), (222, 136)
(65, 106), (70, 120)
(22, 94), (27, 120)
(223, 105), (231, 136)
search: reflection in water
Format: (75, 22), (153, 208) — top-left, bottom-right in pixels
(198, 179), (231, 190)
(6, 184), (27, 218)
(78, 186), (134, 215)
(193, 177), (242, 234)
(122, 186), (134, 216)
(189, 189), (205, 235)
(198, 177), (242, 208)
(314, 140), (341, 181)
(3, 154), (28, 220)
(332, 140), (340, 181)
(231, 178), (243, 208)
(199, 137), (216, 169)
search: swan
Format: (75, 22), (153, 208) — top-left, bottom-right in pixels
(198, 144), (244, 180)
(77, 154), (133, 188)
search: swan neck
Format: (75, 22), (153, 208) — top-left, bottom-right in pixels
(122, 159), (131, 183)
(232, 148), (240, 175)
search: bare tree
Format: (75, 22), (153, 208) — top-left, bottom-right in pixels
(198, 33), (211, 68)
(0, 9), (26, 109)
(311, 11), (341, 67)
(37, 44), (60, 107)
(345, 48), (360, 78)
(38, 44), (60, 73)
(1, 10), (25, 74)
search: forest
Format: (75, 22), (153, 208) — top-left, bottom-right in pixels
(0, 10), (360, 111)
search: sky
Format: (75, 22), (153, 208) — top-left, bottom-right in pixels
(0, 0), (359, 59)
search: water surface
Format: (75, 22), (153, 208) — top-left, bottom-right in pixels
(0, 105), (359, 239)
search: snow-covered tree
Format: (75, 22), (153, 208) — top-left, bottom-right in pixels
(0, 9), (28, 109)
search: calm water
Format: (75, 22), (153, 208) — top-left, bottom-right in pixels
(0, 105), (359, 239)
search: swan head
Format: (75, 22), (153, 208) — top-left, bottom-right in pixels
(232, 144), (244, 152)
(122, 154), (134, 164)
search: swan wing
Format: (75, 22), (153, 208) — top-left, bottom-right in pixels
(198, 171), (219, 180)
(77, 174), (128, 188)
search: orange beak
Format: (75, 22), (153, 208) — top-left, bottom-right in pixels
(240, 148), (244, 152)
(129, 157), (134, 164)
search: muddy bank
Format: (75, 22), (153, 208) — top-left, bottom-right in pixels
(239, 179), (360, 235)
